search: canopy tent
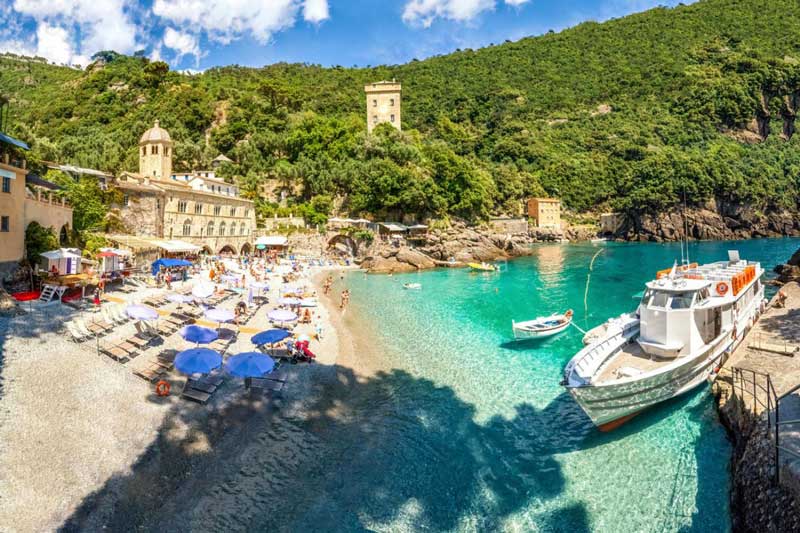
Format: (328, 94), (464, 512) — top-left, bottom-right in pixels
(99, 247), (132, 257)
(0, 131), (30, 150)
(151, 258), (193, 276)
(40, 248), (82, 275)
(255, 235), (288, 249)
(152, 240), (202, 253)
(96, 251), (123, 273)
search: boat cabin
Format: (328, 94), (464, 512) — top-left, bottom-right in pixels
(638, 256), (762, 359)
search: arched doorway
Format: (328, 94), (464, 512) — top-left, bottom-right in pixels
(327, 234), (358, 256)
(59, 224), (70, 246)
(240, 242), (252, 255)
(218, 244), (236, 256)
(201, 245), (213, 255)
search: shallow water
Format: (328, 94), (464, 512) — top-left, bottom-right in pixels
(333, 238), (800, 532)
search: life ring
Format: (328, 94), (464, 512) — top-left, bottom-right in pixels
(715, 282), (729, 296)
(155, 380), (171, 397)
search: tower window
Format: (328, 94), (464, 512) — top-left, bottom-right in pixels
(1, 216), (8, 232)
(390, 98), (395, 106)
(166, 147), (170, 157)
(372, 99), (377, 107)
(141, 147), (146, 156)
(2, 177), (10, 193)
(373, 115), (378, 124)
(391, 114), (395, 122)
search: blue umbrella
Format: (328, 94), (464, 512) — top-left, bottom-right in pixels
(126, 304), (159, 321)
(179, 325), (219, 344)
(251, 329), (290, 346)
(174, 348), (222, 375)
(225, 352), (275, 378)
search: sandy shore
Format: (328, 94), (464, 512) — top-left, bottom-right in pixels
(0, 264), (394, 532)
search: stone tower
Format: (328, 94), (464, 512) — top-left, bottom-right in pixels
(365, 81), (401, 133)
(138, 120), (173, 180)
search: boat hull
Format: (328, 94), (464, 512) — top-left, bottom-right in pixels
(513, 322), (570, 339)
(568, 331), (738, 429)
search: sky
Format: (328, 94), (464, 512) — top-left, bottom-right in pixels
(0, 0), (693, 71)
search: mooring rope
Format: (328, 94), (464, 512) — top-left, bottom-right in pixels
(584, 249), (605, 318)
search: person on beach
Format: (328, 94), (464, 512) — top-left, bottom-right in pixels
(92, 287), (101, 307)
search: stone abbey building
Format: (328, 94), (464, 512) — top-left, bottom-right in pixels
(112, 121), (256, 255)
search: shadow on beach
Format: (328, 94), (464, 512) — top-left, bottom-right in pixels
(58, 361), (595, 532)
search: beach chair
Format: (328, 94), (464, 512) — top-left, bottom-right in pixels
(246, 377), (284, 396)
(134, 364), (167, 382)
(107, 305), (127, 324)
(66, 322), (90, 343)
(180, 380), (212, 404)
(76, 319), (104, 336)
(99, 341), (129, 362)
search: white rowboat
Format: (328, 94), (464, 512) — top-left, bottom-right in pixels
(512, 310), (573, 339)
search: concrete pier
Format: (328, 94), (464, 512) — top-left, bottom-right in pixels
(714, 281), (800, 531)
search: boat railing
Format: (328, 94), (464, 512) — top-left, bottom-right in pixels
(571, 320), (640, 379)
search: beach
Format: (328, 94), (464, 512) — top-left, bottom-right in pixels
(0, 265), (381, 532)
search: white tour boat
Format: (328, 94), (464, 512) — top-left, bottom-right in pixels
(512, 310), (573, 340)
(562, 251), (766, 431)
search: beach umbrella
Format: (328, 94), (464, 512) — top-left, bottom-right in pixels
(179, 325), (219, 345)
(251, 329), (291, 347)
(192, 284), (214, 299)
(268, 309), (297, 324)
(225, 352), (275, 378)
(125, 304), (159, 321)
(279, 297), (302, 306)
(174, 348), (222, 375)
(167, 293), (194, 304)
(204, 308), (235, 324)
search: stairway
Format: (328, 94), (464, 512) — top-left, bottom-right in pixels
(39, 285), (56, 303)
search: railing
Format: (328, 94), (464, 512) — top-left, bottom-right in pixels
(728, 366), (783, 484)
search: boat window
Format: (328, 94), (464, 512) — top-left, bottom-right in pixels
(670, 292), (694, 309)
(641, 289), (652, 306)
(650, 292), (669, 308)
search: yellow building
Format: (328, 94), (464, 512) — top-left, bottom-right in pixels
(365, 81), (401, 133)
(112, 121), (257, 255)
(527, 198), (561, 229)
(0, 100), (73, 273)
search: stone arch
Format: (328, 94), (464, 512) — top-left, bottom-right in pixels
(240, 242), (252, 255)
(201, 245), (213, 255)
(327, 234), (358, 256)
(218, 244), (236, 255)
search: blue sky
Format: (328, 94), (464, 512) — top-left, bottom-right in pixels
(0, 1), (693, 70)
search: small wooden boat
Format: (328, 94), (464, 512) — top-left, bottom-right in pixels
(468, 262), (497, 272)
(512, 310), (573, 340)
(403, 283), (422, 290)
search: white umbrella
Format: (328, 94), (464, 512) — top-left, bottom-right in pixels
(192, 284), (214, 299)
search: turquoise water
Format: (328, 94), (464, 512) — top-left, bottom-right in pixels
(332, 238), (799, 532)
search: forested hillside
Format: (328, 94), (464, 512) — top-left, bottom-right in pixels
(1, 0), (799, 227)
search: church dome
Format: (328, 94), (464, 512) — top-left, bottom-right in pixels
(139, 120), (172, 144)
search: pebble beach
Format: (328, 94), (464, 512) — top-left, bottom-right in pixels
(0, 263), (366, 532)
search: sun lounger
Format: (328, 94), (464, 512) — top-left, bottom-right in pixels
(99, 342), (129, 362)
(134, 365), (167, 382)
(181, 388), (211, 404)
(186, 380), (217, 394)
(246, 377), (285, 395)
(124, 335), (151, 349)
(66, 322), (91, 342)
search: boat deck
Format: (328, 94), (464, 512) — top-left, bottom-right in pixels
(596, 341), (669, 383)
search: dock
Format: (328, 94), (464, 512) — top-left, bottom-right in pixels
(715, 281), (800, 521)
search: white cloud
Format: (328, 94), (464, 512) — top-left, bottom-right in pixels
(163, 27), (200, 63)
(303, 0), (330, 23)
(153, 0), (299, 44)
(8, 0), (138, 66)
(402, 0), (529, 27)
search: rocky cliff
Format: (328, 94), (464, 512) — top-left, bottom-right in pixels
(610, 204), (800, 242)
(773, 247), (800, 284)
(360, 221), (596, 273)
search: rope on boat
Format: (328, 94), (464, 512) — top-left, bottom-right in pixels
(584, 249), (605, 319)
(570, 321), (588, 335)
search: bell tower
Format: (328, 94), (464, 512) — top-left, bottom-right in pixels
(138, 120), (173, 180)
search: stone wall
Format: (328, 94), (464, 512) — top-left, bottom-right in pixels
(116, 192), (161, 237)
(488, 217), (528, 235)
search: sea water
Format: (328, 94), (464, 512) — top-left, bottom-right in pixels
(334, 238), (800, 532)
